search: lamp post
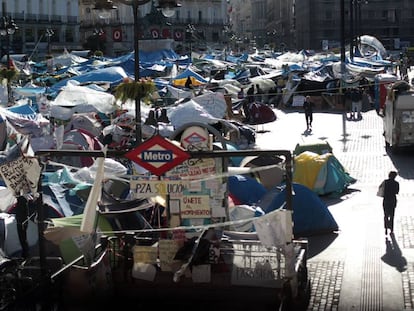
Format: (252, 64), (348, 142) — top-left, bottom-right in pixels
(349, 0), (355, 60)
(0, 15), (18, 104)
(355, 0), (368, 47)
(45, 28), (54, 55)
(95, 0), (180, 145)
(186, 24), (195, 61)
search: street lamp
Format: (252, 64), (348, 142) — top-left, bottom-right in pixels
(45, 28), (54, 55)
(95, 0), (180, 145)
(0, 15), (18, 104)
(186, 24), (195, 61)
(355, 0), (368, 47)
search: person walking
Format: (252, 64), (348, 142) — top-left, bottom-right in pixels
(303, 95), (314, 131)
(246, 85), (255, 103)
(350, 87), (363, 120)
(255, 84), (263, 102)
(185, 76), (193, 89)
(237, 87), (245, 100)
(380, 171), (400, 235)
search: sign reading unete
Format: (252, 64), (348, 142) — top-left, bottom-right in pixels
(125, 135), (190, 176)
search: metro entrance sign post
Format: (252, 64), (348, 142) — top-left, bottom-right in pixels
(125, 135), (190, 176)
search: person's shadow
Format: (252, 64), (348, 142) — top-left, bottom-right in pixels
(381, 233), (407, 272)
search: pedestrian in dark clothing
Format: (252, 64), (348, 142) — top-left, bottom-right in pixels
(255, 84), (263, 102)
(237, 87), (245, 99)
(246, 85), (255, 103)
(350, 87), (363, 119)
(185, 76), (193, 89)
(303, 95), (314, 130)
(380, 171), (399, 235)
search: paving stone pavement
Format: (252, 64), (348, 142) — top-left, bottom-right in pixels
(256, 107), (414, 310)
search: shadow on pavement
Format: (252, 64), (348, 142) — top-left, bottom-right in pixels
(381, 233), (407, 272)
(320, 188), (361, 207)
(306, 232), (339, 258)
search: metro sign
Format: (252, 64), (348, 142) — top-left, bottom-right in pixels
(125, 135), (190, 176)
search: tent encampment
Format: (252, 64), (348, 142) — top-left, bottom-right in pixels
(293, 151), (356, 195)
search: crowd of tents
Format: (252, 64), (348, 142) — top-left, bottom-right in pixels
(0, 35), (396, 259)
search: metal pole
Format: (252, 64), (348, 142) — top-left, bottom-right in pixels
(133, 2), (142, 145)
(340, 0), (345, 76)
(357, 0), (362, 44)
(349, 0), (354, 60)
(341, 0), (347, 138)
(36, 164), (48, 277)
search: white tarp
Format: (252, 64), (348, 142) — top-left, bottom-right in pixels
(360, 35), (387, 58)
(167, 92), (227, 128)
(50, 83), (116, 120)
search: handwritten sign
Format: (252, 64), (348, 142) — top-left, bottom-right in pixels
(180, 195), (210, 219)
(130, 180), (188, 197)
(0, 156), (41, 196)
(166, 158), (217, 179)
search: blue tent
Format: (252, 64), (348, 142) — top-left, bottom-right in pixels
(228, 174), (267, 206)
(261, 183), (338, 237)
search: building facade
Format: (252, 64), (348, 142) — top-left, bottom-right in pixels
(0, 0), (230, 60)
(5, 0), (414, 59)
(286, 0), (414, 51)
(229, 0), (414, 52)
(79, 0), (231, 57)
(1, 0), (81, 60)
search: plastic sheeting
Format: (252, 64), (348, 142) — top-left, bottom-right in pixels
(50, 83), (116, 120)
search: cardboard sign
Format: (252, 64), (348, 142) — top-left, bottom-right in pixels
(180, 195), (210, 219)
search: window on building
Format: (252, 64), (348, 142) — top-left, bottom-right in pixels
(325, 10), (333, 20)
(66, 1), (72, 17)
(25, 29), (34, 42)
(26, 0), (31, 15)
(39, 0), (44, 15)
(388, 9), (396, 22)
(66, 29), (74, 42)
(212, 32), (219, 42)
(52, 0), (57, 16)
(198, 11), (202, 23)
(393, 28), (399, 36)
(367, 9), (375, 19)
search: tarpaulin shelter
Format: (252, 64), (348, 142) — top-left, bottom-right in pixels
(171, 68), (208, 87)
(260, 183), (338, 237)
(50, 66), (128, 92)
(293, 151), (356, 195)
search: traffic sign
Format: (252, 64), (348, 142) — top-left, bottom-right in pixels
(125, 135), (190, 176)
(180, 126), (209, 150)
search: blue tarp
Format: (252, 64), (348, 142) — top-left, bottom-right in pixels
(50, 66), (128, 91)
(262, 183), (338, 236)
(228, 175), (267, 205)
